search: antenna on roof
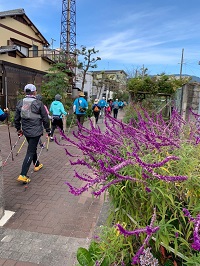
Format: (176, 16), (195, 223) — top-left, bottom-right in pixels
(51, 38), (56, 50)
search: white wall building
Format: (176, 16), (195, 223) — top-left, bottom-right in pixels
(75, 68), (93, 101)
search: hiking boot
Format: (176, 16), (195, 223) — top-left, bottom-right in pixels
(34, 163), (43, 172)
(50, 137), (54, 142)
(17, 175), (31, 183)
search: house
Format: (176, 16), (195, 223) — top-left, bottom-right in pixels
(73, 68), (93, 100)
(0, 8), (57, 109)
(92, 70), (127, 101)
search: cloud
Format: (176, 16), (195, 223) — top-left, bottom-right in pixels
(92, 6), (200, 67)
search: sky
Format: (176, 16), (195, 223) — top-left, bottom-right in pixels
(1, 0), (200, 77)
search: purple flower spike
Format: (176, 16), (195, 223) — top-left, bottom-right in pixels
(182, 209), (200, 251)
(145, 187), (151, 193)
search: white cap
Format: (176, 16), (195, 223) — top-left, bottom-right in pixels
(24, 84), (36, 92)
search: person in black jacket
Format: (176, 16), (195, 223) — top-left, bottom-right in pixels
(14, 84), (51, 183)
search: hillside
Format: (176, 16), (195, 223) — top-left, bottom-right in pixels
(174, 74), (200, 82)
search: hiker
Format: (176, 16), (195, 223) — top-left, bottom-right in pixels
(0, 107), (9, 121)
(14, 84), (51, 183)
(99, 97), (107, 117)
(73, 91), (88, 131)
(92, 99), (101, 124)
(118, 100), (124, 110)
(112, 99), (120, 119)
(49, 94), (68, 141)
(106, 104), (111, 115)
(36, 94), (51, 119)
(108, 99), (113, 112)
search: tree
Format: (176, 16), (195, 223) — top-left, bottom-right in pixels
(125, 65), (149, 78)
(77, 46), (101, 91)
(41, 62), (71, 106)
(128, 73), (190, 100)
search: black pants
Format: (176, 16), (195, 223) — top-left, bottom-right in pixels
(93, 112), (100, 123)
(113, 108), (118, 119)
(51, 118), (63, 137)
(21, 135), (41, 176)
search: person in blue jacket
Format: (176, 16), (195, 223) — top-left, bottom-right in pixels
(118, 100), (124, 110)
(73, 91), (88, 131)
(99, 97), (107, 117)
(99, 97), (107, 108)
(112, 99), (120, 119)
(0, 107), (9, 121)
(49, 94), (68, 141)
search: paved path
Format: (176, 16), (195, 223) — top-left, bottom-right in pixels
(0, 111), (124, 265)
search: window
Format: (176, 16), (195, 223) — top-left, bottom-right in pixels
(16, 45), (28, 57)
(10, 38), (31, 57)
(32, 45), (38, 57)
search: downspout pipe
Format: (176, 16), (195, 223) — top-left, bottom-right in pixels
(2, 63), (8, 108)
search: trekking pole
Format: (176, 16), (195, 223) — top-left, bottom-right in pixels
(46, 136), (50, 151)
(3, 135), (22, 166)
(6, 116), (14, 161)
(16, 138), (26, 156)
(67, 114), (75, 134)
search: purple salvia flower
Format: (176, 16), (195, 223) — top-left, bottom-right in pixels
(182, 209), (200, 251)
(175, 232), (179, 238)
(145, 187), (151, 193)
(183, 208), (194, 221)
(116, 209), (159, 265)
(133, 152), (180, 168)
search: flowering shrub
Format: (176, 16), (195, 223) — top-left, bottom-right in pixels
(59, 107), (200, 265)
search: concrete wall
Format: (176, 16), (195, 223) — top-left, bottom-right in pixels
(181, 83), (200, 121)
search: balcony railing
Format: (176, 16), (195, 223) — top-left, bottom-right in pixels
(28, 49), (67, 63)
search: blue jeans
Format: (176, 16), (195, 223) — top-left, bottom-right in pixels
(21, 135), (41, 176)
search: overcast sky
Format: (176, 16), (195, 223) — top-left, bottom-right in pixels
(1, 0), (200, 76)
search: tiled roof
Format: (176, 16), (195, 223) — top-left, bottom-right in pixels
(0, 45), (17, 53)
(0, 9), (49, 46)
(0, 45), (25, 57)
(0, 9), (25, 17)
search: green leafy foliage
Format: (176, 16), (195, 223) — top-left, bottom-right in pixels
(76, 247), (93, 266)
(77, 226), (133, 265)
(128, 73), (190, 98)
(73, 106), (200, 265)
(41, 63), (70, 105)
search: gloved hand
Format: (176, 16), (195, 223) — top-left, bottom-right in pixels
(17, 129), (23, 137)
(46, 129), (51, 137)
(4, 108), (9, 113)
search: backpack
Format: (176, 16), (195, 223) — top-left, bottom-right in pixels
(94, 105), (99, 112)
(107, 106), (111, 112)
(113, 103), (119, 109)
(21, 98), (41, 119)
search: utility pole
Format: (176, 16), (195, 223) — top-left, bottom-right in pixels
(142, 64), (144, 79)
(51, 38), (56, 50)
(179, 48), (184, 79)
